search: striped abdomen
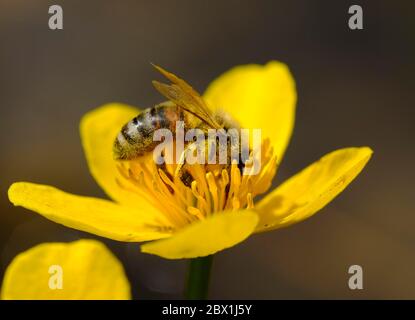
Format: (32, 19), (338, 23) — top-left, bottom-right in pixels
(113, 102), (188, 160)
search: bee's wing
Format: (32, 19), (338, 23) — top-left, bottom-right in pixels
(152, 64), (221, 129)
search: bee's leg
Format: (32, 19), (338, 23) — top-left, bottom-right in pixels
(175, 139), (207, 187)
(175, 156), (198, 187)
(178, 168), (194, 187)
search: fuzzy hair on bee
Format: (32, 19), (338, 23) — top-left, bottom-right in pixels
(113, 65), (245, 186)
(113, 101), (190, 160)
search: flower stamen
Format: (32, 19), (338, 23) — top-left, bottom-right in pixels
(115, 137), (277, 229)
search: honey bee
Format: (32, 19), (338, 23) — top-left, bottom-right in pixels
(113, 65), (243, 186)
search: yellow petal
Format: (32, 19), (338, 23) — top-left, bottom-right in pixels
(1, 240), (131, 300)
(255, 147), (373, 232)
(141, 210), (259, 259)
(204, 61), (296, 160)
(8, 182), (170, 242)
(80, 103), (144, 206)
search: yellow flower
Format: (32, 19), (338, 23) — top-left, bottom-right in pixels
(1, 240), (131, 300)
(8, 61), (373, 259)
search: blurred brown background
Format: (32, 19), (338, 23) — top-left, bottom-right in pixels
(0, 0), (414, 299)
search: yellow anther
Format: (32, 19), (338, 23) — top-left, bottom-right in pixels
(247, 193), (254, 209)
(206, 172), (219, 213)
(232, 197), (240, 210)
(187, 206), (205, 220)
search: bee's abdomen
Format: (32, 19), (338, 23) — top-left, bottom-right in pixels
(113, 103), (185, 160)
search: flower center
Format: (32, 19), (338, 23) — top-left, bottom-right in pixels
(115, 138), (277, 230)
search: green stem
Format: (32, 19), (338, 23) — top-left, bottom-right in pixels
(185, 255), (214, 300)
